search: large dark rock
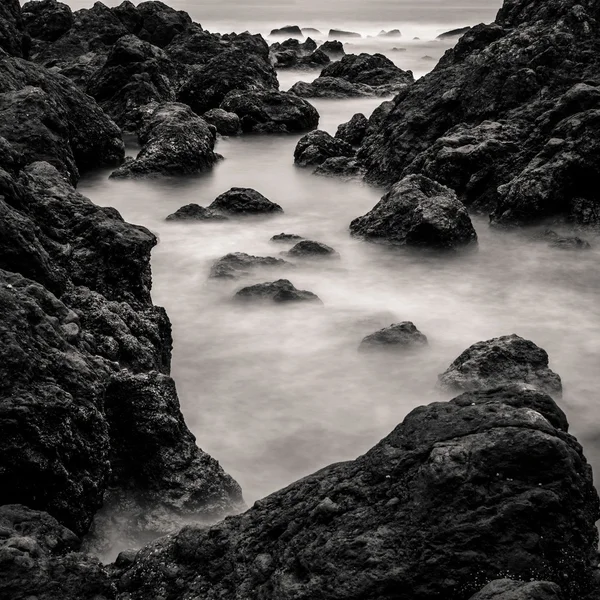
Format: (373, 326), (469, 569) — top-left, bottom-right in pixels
(128, 1), (192, 48)
(335, 112), (368, 146)
(0, 0), (28, 58)
(355, 0), (600, 224)
(290, 76), (388, 99)
(359, 322), (428, 352)
(294, 130), (354, 168)
(220, 90), (319, 134)
(234, 279), (321, 303)
(116, 384), (600, 600)
(270, 26), (303, 38)
(110, 103), (218, 178)
(22, 0), (73, 43)
(177, 48), (279, 115)
(208, 188), (283, 215)
(0, 56), (124, 183)
(203, 108), (241, 136)
(209, 252), (291, 279)
(350, 174), (478, 249)
(269, 38), (328, 70)
(468, 579), (562, 600)
(86, 34), (177, 131)
(319, 40), (345, 59)
(165, 204), (228, 222)
(438, 334), (563, 395)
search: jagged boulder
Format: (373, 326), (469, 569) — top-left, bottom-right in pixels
(350, 174), (478, 249)
(208, 187), (283, 215)
(335, 112), (368, 146)
(203, 108), (241, 136)
(234, 279), (321, 303)
(319, 40), (345, 59)
(0, 0), (28, 58)
(359, 322), (428, 352)
(209, 253), (291, 279)
(110, 103), (218, 178)
(21, 0), (73, 43)
(220, 90), (319, 134)
(438, 334), (563, 395)
(294, 130), (354, 167)
(320, 53), (414, 88)
(126, 0), (193, 48)
(165, 204), (228, 221)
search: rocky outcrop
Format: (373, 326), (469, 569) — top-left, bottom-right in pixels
(269, 38), (329, 70)
(209, 253), (291, 279)
(220, 90), (319, 133)
(350, 174), (478, 249)
(438, 334), (563, 395)
(468, 579), (562, 600)
(21, 0), (73, 43)
(329, 28), (361, 39)
(202, 108), (241, 136)
(209, 187), (284, 215)
(437, 26), (471, 40)
(319, 40), (345, 59)
(110, 103), (218, 178)
(0, 0), (27, 59)
(116, 382), (600, 600)
(335, 112), (368, 146)
(285, 240), (339, 258)
(294, 130), (354, 168)
(0, 56), (124, 184)
(359, 322), (428, 352)
(165, 204), (227, 221)
(270, 26), (303, 38)
(234, 279), (321, 303)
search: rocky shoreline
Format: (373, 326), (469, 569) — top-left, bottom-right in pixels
(0, 0), (599, 599)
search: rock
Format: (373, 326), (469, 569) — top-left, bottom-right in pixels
(209, 252), (291, 279)
(392, 47), (407, 52)
(0, 0), (28, 58)
(270, 233), (304, 243)
(117, 384), (600, 600)
(438, 334), (563, 395)
(350, 174), (478, 249)
(290, 76), (387, 98)
(314, 156), (365, 178)
(110, 102), (218, 178)
(302, 28), (323, 37)
(128, 0), (193, 48)
(319, 40), (345, 59)
(165, 204), (228, 221)
(0, 55), (124, 183)
(359, 322), (428, 352)
(177, 47), (279, 115)
(329, 28), (362, 39)
(22, 0), (74, 43)
(269, 38), (327, 70)
(437, 26), (472, 40)
(297, 49), (331, 69)
(294, 130), (355, 168)
(468, 579), (562, 600)
(220, 90), (319, 134)
(234, 279), (321, 303)
(203, 108), (241, 136)
(378, 29), (402, 38)
(270, 26), (303, 38)
(549, 236), (592, 250)
(86, 34), (177, 131)
(336, 112), (368, 146)
(208, 187), (283, 215)
(285, 240), (339, 258)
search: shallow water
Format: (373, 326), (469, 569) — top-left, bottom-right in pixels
(80, 96), (600, 508)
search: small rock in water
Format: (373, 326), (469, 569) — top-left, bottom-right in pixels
(166, 204), (227, 221)
(543, 230), (591, 250)
(319, 40), (345, 59)
(335, 113), (368, 146)
(329, 29), (361, 39)
(234, 279), (321, 303)
(270, 25), (303, 38)
(208, 188), (283, 215)
(294, 130), (354, 168)
(286, 240), (339, 258)
(209, 253), (291, 279)
(378, 29), (402, 38)
(359, 322), (428, 352)
(202, 108), (241, 136)
(436, 26), (472, 40)
(271, 233), (304, 243)
(302, 28), (323, 37)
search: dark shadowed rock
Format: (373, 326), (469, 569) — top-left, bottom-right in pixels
(468, 579), (563, 600)
(220, 90), (319, 133)
(290, 76), (386, 98)
(542, 229), (592, 250)
(329, 28), (361, 39)
(22, 0), (73, 43)
(209, 252), (291, 279)
(86, 34), (177, 131)
(203, 108), (241, 136)
(165, 204), (228, 222)
(271, 233), (304, 243)
(269, 38), (328, 70)
(321, 52), (413, 87)
(359, 321), (428, 352)
(350, 174), (478, 249)
(437, 26), (472, 40)
(314, 156), (365, 178)
(438, 334), (563, 395)
(270, 26), (303, 38)
(336, 112), (368, 146)
(131, 0), (193, 48)
(285, 240), (339, 258)
(209, 187), (283, 215)
(319, 40), (345, 59)
(116, 384), (600, 600)
(110, 103), (218, 178)
(0, 0), (27, 58)
(234, 279), (321, 303)
(0, 56), (124, 183)
(294, 130), (354, 167)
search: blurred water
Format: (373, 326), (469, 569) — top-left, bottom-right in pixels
(79, 97), (600, 506)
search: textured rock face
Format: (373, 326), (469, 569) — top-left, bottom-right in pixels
(438, 334), (563, 395)
(127, 1), (192, 48)
(0, 0), (27, 58)
(294, 130), (354, 167)
(22, 0), (74, 43)
(209, 253), (291, 279)
(220, 90), (319, 134)
(335, 112), (368, 146)
(0, 56), (124, 183)
(165, 204), (227, 221)
(285, 240), (339, 258)
(468, 579), (563, 600)
(359, 322), (428, 352)
(202, 108), (241, 136)
(117, 385), (600, 600)
(319, 40), (345, 58)
(234, 279), (321, 303)
(350, 174), (478, 249)
(271, 233), (304, 243)
(354, 0), (600, 224)
(208, 188), (283, 215)
(111, 103), (218, 178)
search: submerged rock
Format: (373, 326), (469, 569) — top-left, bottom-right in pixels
(350, 174), (478, 249)
(270, 233), (304, 243)
(203, 108), (241, 136)
(336, 112), (368, 146)
(208, 187), (283, 215)
(438, 334), (563, 395)
(209, 253), (291, 279)
(165, 204), (227, 221)
(110, 102), (218, 178)
(234, 279), (321, 303)
(437, 26), (472, 40)
(285, 240), (339, 258)
(294, 130), (355, 168)
(329, 28), (361, 39)
(378, 29), (402, 38)
(270, 25), (303, 38)
(359, 322), (428, 352)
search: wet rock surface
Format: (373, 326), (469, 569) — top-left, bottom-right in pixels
(202, 108), (241, 136)
(234, 279), (321, 303)
(209, 253), (291, 279)
(285, 240), (339, 258)
(208, 187), (284, 215)
(294, 130), (355, 168)
(335, 112), (368, 146)
(165, 204), (228, 221)
(359, 321), (428, 352)
(270, 233), (304, 243)
(350, 174), (478, 249)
